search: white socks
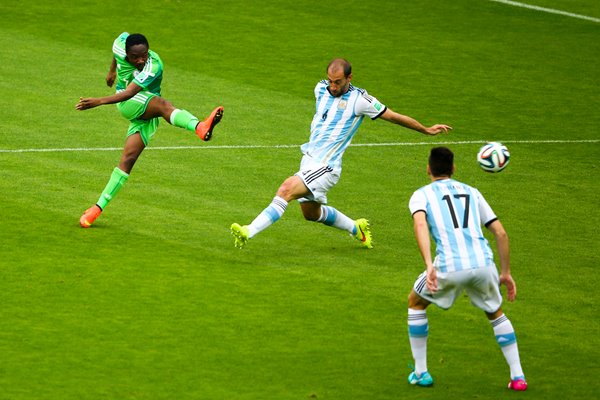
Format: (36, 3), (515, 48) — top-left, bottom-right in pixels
(317, 205), (356, 233)
(408, 308), (429, 375)
(491, 314), (524, 379)
(247, 196), (288, 238)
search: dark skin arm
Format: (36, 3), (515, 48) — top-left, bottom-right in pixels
(76, 57), (142, 110)
(106, 58), (117, 87)
(76, 81), (142, 110)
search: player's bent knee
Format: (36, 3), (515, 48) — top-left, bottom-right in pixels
(485, 308), (504, 320)
(276, 177), (301, 201)
(408, 290), (428, 309)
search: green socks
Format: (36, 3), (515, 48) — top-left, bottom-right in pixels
(170, 109), (199, 131)
(96, 167), (129, 210)
(94, 109), (199, 213)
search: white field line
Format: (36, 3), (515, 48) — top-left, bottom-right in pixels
(489, 0), (600, 23)
(0, 139), (598, 154)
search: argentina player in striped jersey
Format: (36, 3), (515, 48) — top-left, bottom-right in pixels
(406, 147), (527, 391)
(231, 58), (451, 249)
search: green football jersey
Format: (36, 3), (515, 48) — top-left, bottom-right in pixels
(111, 32), (163, 96)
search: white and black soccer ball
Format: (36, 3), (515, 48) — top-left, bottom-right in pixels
(477, 142), (510, 173)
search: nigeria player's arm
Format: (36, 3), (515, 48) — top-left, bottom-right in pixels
(76, 81), (143, 111)
(106, 58), (117, 88)
(379, 108), (452, 136)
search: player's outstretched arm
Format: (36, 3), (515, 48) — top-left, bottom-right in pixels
(76, 81), (143, 111)
(379, 108), (452, 135)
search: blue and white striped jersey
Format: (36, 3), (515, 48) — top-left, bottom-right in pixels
(409, 179), (497, 273)
(301, 80), (386, 170)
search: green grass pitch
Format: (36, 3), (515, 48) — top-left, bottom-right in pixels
(1, 1), (599, 399)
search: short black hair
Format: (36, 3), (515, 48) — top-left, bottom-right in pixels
(125, 33), (149, 53)
(327, 58), (352, 77)
(429, 147), (454, 177)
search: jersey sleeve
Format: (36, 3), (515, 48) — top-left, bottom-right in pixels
(315, 80), (328, 100)
(475, 189), (497, 226)
(354, 89), (387, 119)
(409, 189), (427, 216)
(112, 32), (128, 61)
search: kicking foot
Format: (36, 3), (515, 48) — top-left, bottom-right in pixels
(196, 106), (224, 141)
(80, 204), (102, 228)
(230, 223), (250, 249)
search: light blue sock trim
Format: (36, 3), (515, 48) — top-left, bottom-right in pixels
(321, 206), (337, 226)
(408, 323), (429, 338)
(264, 197), (287, 223)
(265, 205), (283, 223)
(496, 332), (517, 347)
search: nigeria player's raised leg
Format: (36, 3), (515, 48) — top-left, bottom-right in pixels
(143, 96), (224, 141)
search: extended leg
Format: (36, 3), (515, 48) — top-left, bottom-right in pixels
(142, 96), (223, 141)
(309, 203), (373, 248)
(230, 176), (308, 248)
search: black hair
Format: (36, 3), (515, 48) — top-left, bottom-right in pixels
(429, 147), (454, 177)
(125, 33), (149, 53)
(327, 58), (352, 77)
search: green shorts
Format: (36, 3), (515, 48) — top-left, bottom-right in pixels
(117, 91), (160, 146)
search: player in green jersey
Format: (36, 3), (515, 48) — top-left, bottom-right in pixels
(76, 32), (223, 228)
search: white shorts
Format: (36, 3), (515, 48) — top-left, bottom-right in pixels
(412, 266), (503, 313)
(295, 154), (340, 204)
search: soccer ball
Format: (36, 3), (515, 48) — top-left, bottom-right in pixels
(477, 142), (510, 173)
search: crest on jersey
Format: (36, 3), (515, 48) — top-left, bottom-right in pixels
(338, 100), (347, 110)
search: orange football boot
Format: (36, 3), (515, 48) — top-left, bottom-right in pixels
(195, 106), (224, 141)
(80, 205), (102, 228)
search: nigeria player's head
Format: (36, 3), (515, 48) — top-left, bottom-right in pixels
(125, 33), (149, 71)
